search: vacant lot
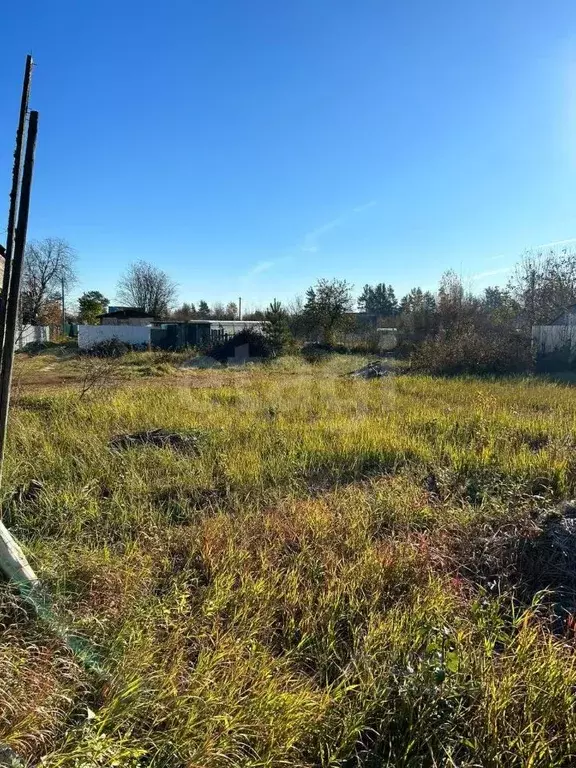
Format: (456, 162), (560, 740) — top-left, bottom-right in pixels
(2, 354), (576, 767)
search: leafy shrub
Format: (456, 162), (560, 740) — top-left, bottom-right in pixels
(21, 340), (63, 355)
(207, 329), (272, 362)
(301, 338), (383, 359)
(410, 328), (533, 375)
(302, 341), (348, 356)
(342, 336), (384, 355)
(300, 344), (332, 364)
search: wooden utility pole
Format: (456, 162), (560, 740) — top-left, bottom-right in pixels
(61, 275), (66, 333)
(0, 110), (39, 474)
(0, 55), (32, 364)
(0, 109), (39, 586)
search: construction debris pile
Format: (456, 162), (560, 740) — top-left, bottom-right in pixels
(347, 361), (390, 379)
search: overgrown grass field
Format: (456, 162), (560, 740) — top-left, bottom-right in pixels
(2, 355), (576, 766)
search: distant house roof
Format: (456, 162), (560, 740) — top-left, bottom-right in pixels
(550, 303), (576, 325)
(97, 307), (154, 320)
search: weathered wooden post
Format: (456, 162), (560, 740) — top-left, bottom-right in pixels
(0, 110), (40, 471)
(0, 55), (32, 362)
(0, 99), (39, 585)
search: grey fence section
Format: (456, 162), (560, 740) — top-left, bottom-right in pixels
(532, 325), (576, 370)
(150, 321), (264, 350)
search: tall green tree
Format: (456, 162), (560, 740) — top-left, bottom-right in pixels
(172, 302), (196, 321)
(399, 287), (436, 314)
(398, 287), (437, 340)
(264, 299), (292, 356)
(358, 283), (398, 315)
(482, 286), (519, 326)
(197, 300), (210, 318)
(304, 278), (354, 344)
(78, 290), (109, 324)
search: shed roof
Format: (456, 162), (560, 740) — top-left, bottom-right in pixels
(97, 308), (154, 319)
(550, 303), (576, 325)
(156, 319), (264, 326)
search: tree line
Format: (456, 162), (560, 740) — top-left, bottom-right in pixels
(18, 236), (576, 369)
(18, 242), (248, 325)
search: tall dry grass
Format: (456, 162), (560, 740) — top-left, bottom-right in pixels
(1, 357), (576, 766)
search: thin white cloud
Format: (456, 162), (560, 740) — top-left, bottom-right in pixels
(302, 216), (346, 252)
(243, 200), (377, 278)
(471, 266), (512, 281)
(248, 260), (275, 276)
(484, 239), (576, 264)
(531, 238), (576, 251)
(352, 200), (377, 214)
(301, 200), (377, 253)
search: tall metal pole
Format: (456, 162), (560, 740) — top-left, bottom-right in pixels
(0, 111), (38, 482)
(0, 55), (33, 366)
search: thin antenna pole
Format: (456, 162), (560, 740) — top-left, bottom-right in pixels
(0, 111), (39, 483)
(0, 55), (33, 366)
(238, 296), (242, 320)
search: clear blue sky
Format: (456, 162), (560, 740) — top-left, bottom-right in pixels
(1, 0), (576, 311)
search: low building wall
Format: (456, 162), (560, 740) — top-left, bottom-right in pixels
(377, 328), (397, 352)
(78, 324), (151, 349)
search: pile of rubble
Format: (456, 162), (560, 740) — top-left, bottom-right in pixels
(347, 361), (390, 380)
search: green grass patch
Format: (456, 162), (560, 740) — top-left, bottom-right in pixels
(2, 360), (576, 765)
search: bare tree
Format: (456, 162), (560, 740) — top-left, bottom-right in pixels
(508, 247), (576, 327)
(210, 302), (226, 319)
(225, 301), (238, 319)
(116, 260), (178, 318)
(20, 237), (77, 325)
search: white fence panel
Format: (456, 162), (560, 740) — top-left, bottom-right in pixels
(78, 324), (151, 350)
(17, 325), (50, 350)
